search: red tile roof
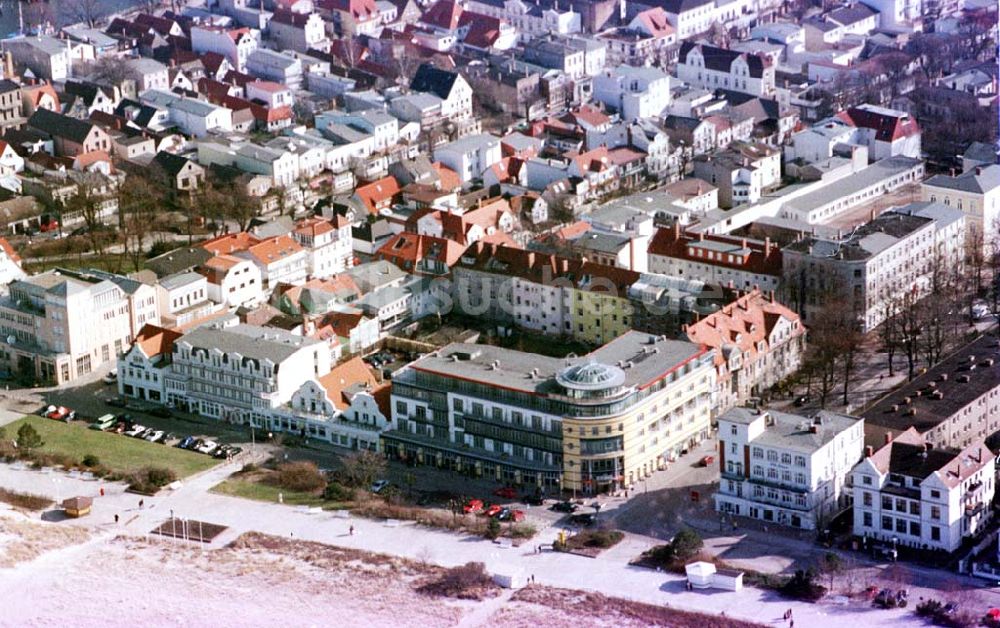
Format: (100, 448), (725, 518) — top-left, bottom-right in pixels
(318, 356), (379, 411)
(203, 232), (263, 255)
(134, 324), (184, 358)
(354, 175), (402, 215)
(246, 234), (304, 265)
(422, 0), (463, 29)
(648, 224), (782, 278)
(685, 288), (804, 368)
(377, 232), (466, 270)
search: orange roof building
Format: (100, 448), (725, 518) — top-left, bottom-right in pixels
(684, 288), (805, 414)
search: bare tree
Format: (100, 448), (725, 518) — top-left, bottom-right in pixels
(60, 0), (103, 27)
(896, 291), (922, 381)
(118, 174), (162, 272)
(878, 300), (900, 378)
(65, 179), (106, 256)
(89, 56), (132, 89)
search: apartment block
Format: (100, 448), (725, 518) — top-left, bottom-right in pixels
(715, 407), (865, 530)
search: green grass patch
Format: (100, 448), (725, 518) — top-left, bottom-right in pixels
(211, 477), (348, 508)
(7, 416), (217, 478)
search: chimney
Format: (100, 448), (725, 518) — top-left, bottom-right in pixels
(976, 166), (983, 175)
(809, 424), (818, 433)
(884, 432), (893, 444)
(865, 445), (874, 458)
(764, 236), (772, 254)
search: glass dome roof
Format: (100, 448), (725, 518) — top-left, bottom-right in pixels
(556, 361), (626, 391)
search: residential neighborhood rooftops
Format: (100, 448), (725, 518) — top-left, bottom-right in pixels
(179, 323), (321, 362)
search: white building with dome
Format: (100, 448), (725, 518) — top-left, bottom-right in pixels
(386, 330), (716, 493)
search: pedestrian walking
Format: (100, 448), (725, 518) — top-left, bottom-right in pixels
(99, 487), (104, 497)
(114, 514), (119, 524)
(139, 499), (144, 509)
(349, 525), (355, 536)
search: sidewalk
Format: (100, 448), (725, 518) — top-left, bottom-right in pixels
(0, 462), (926, 627)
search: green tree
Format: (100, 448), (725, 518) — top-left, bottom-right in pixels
(485, 516), (501, 540)
(669, 528), (703, 561)
(16, 423), (43, 453)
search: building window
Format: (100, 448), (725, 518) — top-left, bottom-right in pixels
(909, 521), (921, 537)
(863, 512), (872, 527)
(752, 447), (763, 459)
(794, 456), (806, 467)
(882, 495), (892, 510)
(881, 516), (892, 531)
(930, 526), (940, 541)
(862, 475), (872, 485)
(863, 492), (872, 507)
(931, 505), (940, 520)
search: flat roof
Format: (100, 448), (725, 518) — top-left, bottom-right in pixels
(406, 331), (707, 395)
(719, 407), (860, 453)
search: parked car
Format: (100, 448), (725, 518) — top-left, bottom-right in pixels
(522, 494), (545, 506)
(90, 414), (116, 431)
(124, 424), (146, 437)
(177, 436), (196, 450)
(498, 508), (525, 522)
(370, 479), (390, 494)
(794, 395), (809, 407)
(463, 499), (484, 514)
(700, 455), (715, 467)
(212, 445), (232, 459)
(551, 501), (578, 513)
(149, 407), (173, 418)
(137, 428), (155, 440)
(106, 398), (127, 408)
(483, 504), (503, 517)
(569, 513), (596, 526)
(102, 372), (118, 385)
(45, 406), (75, 421)
(494, 486), (517, 499)
(144, 430), (165, 443)
(195, 440), (218, 455)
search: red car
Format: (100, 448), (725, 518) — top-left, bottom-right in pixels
(700, 455), (715, 467)
(45, 405), (75, 421)
(498, 508), (525, 522)
(483, 504), (503, 517)
(493, 486), (517, 499)
(462, 499), (484, 514)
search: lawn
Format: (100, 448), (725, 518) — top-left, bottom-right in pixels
(7, 416), (218, 478)
(212, 477), (326, 506)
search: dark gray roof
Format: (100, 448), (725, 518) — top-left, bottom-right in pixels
(179, 324), (320, 363)
(151, 151), (193, 177)
(146, 246), (214, 278)
(0, 79), (21, 94)
(28, 108), (97, 144)
(864, 335), (1000, 444)
(410, 64), (460, 100)
(826, 3), (877, 26)
(680, 42), (768, 79)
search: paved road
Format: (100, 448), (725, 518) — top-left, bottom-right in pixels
(0, 461), (931, 627)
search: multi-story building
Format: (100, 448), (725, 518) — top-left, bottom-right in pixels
(0, 80), (24, 131)
(782, 204), (965, 332)
(451, 242), (639, 345)
(715, 407), (865, 530)
(267, 10), (329, 53)
(164, 323), (330, 423)
(648, 225), (783, 292)
(387, 331), (716, 492)
(676, 42), (775, 98)
(198, 254), (264, 309)
(852, 428), (995, 553)
(863, 335), (1000, 451)
(685, 289), (806, 415)
(922, 164), (1000, 255)
(319, 0), (381, 35)
(292, 216), (354, 280)
(432, 134), (502, 184)
(693, 141), (781, 209)
(593, 65), (672, 121)
(410, 64), (474, 120)
(268, 356), (391, 450)
(0, 269), (157, 384)
(190, 26), (259, 72)
(117, 324), (182, 403)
